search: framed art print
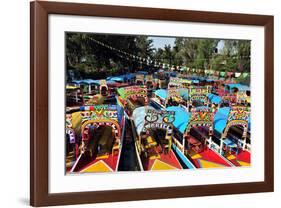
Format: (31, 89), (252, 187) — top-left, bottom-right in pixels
(30, 1), (274, 206)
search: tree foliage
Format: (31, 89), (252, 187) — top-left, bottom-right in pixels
(66, 32), (250, 80)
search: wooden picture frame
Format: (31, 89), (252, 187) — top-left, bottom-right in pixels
(30, 1), (274, 206)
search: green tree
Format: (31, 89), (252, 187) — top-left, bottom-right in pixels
(66, 33), (156, 78)
(218, 39), (250, 72)
(194, 39), (219, 69)
(162, 45), (174, 66)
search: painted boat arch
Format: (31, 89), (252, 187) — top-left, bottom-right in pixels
(117, 86), (149, 116)
(219, 106), (250, 154)
(79, 105), (122, 141)
(118, 86), (148, 103)
(81, 119), (121, 141)
(145, 74), (153, 82)
(136, 74), (145, 85)
(184, 109), (215, 151)
(68, 105), (125, 173)
(188, 86), (211, 108)
(140, 109), (176, 153)
(165, 88), (184, 107)
(131, 107), (183, 170)
(168, 77), (183, 89)
(99, 79), (109, 96)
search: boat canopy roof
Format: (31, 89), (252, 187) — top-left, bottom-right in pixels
(180, 78), (192, 84)
(136, 71), (148, 75)
(196, 106), (210, 111)
(116, 88), (126, 99)
(166, 106), (191, 134)
(132, 106), (155, 136)
(155, 89), (167, 99)
(180, 89), (189, 100)
(161, 105), (251, 135)
(214, 107), (230, 134)
(214, 107), (251, 134)
(206, 78), (215, 82)
(187, 75), (206, 81)
(154, 89), (189, 100)
(106, 73), (135, 82)
(208, 93), (222, 104)
(107, 82), (128, 87)
(66, 85), (80, 90)
(226, 83), (250, 91)
(104, 80), (116, 85)
(165, 71), (177, 77)
(192, 80), (199, 84)
(71, 79), (115, 86)
(71, 79), (100, 85)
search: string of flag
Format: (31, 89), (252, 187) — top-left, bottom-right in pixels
(177, 67), (249, 78)
(90, 37), (158, 66)
(89, 37), (250, 78)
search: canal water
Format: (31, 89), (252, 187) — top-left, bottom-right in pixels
(118, 119), (141, 171)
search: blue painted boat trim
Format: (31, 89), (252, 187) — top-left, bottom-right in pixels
(172, 144), (195, 169)
(149, 100), (164, 110)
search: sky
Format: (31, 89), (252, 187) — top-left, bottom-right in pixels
(149, 36), (224, 52)
(217, 40), (225, 52)
(149, 37), (175, 49)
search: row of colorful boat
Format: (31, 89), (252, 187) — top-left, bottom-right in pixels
(65, 75), (251, 173)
